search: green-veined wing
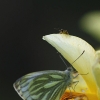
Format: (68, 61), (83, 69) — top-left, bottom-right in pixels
(13, 68), (73, 100)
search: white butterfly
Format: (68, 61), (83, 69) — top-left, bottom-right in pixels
(13, 67), (75, 100)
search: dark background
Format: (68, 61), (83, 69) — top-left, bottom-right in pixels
(0, 0), (100, 100)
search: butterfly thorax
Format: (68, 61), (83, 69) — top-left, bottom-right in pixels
(64, 68), (73, 85)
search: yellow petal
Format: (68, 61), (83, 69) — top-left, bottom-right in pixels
(70, 74), (90, 93)
(92, 50), (100, 99)
(43, 34), (97, 93)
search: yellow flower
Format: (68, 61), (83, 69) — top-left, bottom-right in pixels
(43, 33), (100, 100)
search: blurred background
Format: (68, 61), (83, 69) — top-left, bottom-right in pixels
(0, 0), (100, 100)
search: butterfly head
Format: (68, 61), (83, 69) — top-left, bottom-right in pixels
(67, 67), (73, 72)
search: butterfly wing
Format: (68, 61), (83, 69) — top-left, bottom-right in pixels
(13, 70), (72, 100)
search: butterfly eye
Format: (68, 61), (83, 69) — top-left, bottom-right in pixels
(67, 67), (73, 71)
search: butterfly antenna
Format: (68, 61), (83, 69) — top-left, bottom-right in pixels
(71, 50), (85, 65)
(57, 52), (68, 68)
(57, 50), (85, 69)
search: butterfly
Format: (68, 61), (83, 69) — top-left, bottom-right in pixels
(13, 67), (75, 100)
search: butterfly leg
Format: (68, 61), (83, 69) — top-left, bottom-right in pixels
(64, 86), (72, 99)
(73, 73), (79, 79)
(73, 71), (89, 79)
(72, 81), (79, 92)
